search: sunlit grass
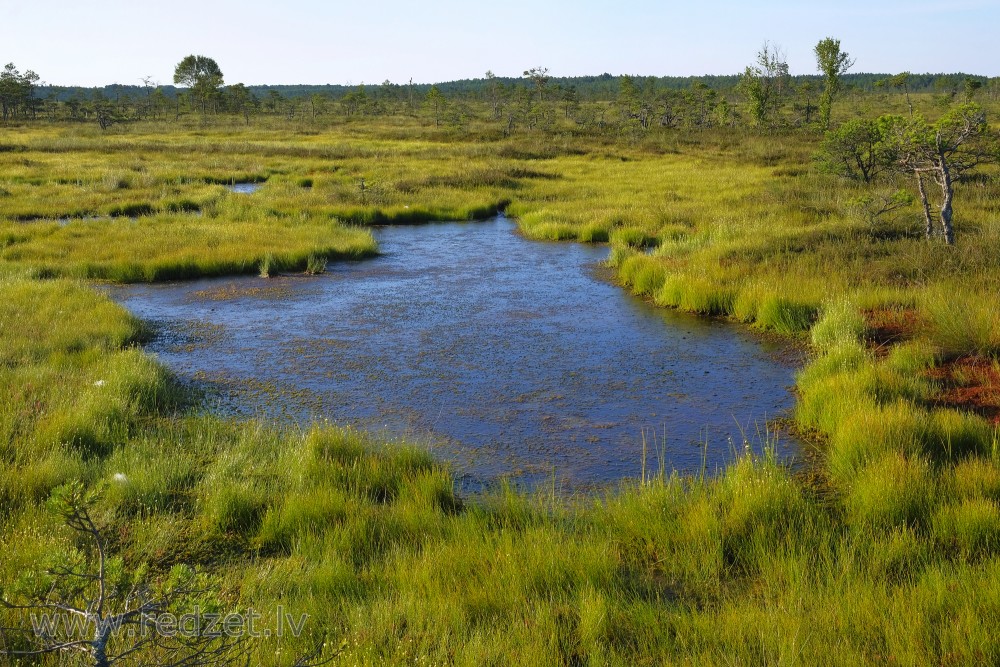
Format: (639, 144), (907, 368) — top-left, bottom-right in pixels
(0, 214), (376, 282)
(1, 106), (1000, 664)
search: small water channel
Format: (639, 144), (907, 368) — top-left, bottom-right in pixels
(113, 217), (801, 490)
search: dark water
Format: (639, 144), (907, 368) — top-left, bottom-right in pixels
(113, 217), (800, 490)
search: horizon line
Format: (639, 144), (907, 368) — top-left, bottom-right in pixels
(33, 70), (998, 90)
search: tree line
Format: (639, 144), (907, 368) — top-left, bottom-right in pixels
(3, 53), (998, 130)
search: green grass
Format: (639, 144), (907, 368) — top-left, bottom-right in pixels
(812, 300), (867, 350)
(924, 288), (1000, 359)
(1, 104), (1000, 664)
(0, 213), (376, 282)
(1, 282), (1000, 663)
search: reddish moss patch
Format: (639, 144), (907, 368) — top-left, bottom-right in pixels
(928, 356), (1000, 425)
(863, 308), (922, 351)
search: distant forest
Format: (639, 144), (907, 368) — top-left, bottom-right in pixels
(34, 72), (997, 104)
(3, 52), (998, 136)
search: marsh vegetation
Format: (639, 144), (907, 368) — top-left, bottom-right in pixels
(2, 59), (1000, 664)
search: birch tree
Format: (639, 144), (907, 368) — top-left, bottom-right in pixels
(815, 38), (854, 130)
(739, 43), (788, 127)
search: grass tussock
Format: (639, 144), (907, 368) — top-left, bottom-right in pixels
(924, 288), (1000, 359)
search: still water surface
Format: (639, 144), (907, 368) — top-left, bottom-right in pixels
(113, 217), (800, 489)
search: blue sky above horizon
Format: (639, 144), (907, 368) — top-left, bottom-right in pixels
(4, 0), (999, 87)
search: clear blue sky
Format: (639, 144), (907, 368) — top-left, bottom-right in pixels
(4, 0), (999, 87)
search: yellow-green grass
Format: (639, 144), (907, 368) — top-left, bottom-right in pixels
(0, 278), (180, 507)
(1, 277), (1000, 665)
(2, 105), (1000, 664)
(0, 212), (376, 282)
(0, 123), (529, 225)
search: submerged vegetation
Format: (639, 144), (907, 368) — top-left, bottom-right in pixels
(2, 52), (1000, 663)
